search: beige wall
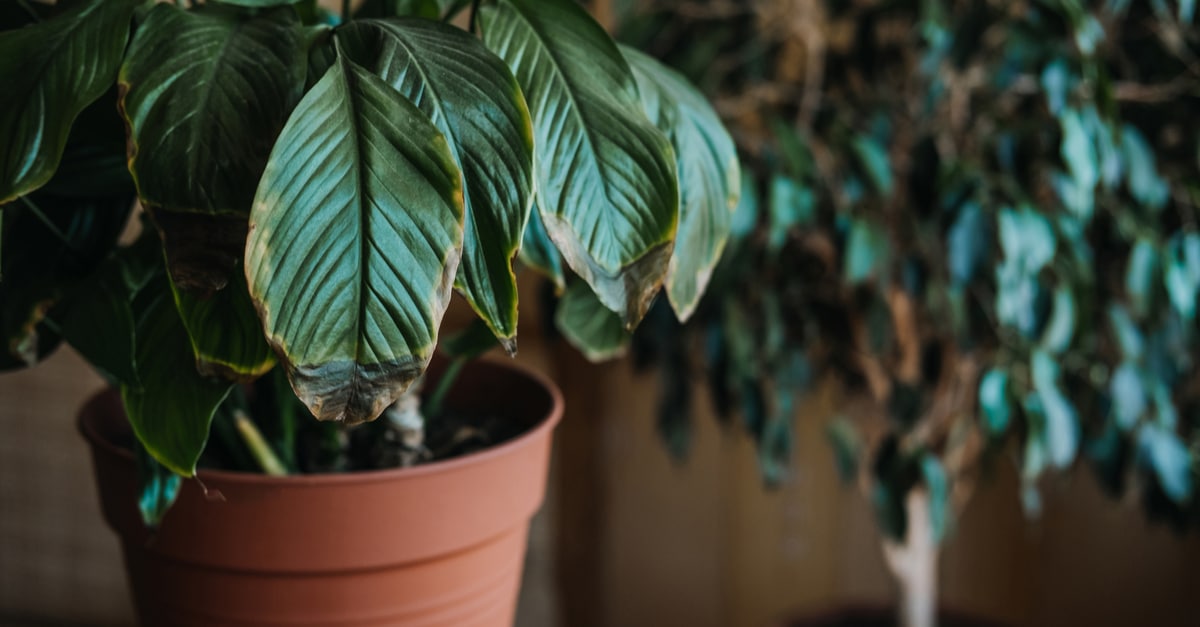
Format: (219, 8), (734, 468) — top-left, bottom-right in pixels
(571, 359), (1200, 627)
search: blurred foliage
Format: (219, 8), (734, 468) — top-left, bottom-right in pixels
(619, 0), (1200, 539)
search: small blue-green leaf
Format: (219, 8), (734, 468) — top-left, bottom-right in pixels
(844, 219), (889, 284)
(998, 205), (1056, 273)
(1052, 172), (1095, 221)
(1110, 362), (1147, 431)
(134, 440), (182, 528)
(947, 201), (988, 286)
(768, 175), (814, 252)
(1074, 15), (1105, 55)
(1163, 232), (1200, 320)
(1040, 385), (1080, 469)
(1125, 237), (1159, 319)
(1121, 125), (1170, 211)
(1041, 58), (1070, 115)
(1040, 286), (1076, 354)
(1060, 108), (1098, 188)
(851, 136), (893, 195)
(1031, 348), (1060, 392)
(979, 368), (1011, 437)
(921, 454), (951, 544)
(1138, 424), (1193, 504)
(1108, 304), (1145, 361)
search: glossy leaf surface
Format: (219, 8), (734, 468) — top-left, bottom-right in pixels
(337, 18), (534, 347)
(119, 3), (307, 293)
(555, 280), (631, 362)
(480, 0), (678, 327)
(245, 55), (464, 424)
(621, 45), (739, 322)
(0, 0), (137, 203)
(171, 269), (275, 382)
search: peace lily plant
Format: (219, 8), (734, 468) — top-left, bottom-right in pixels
(0, 0), (738, 522)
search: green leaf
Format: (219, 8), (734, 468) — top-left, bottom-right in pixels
(171, 269), (275, 383)
(1138, 424), (1193, 504)
(122, 283), (235, 477)
(843, 219), (889, 284)
(245, 54), (464, 425)
(1108, 304), (1145, 361)
(134, 439), (183, 528)
(921, 454), (951, 544)
(851, 135), (893, 195)
(480, 0), (679, 327)
(336, 18), (534, 348)
(57, 261), (140, 387)
(555, 281), (631, 362)
(1121, 125), (1169, 211)
(217, 0), (306, 7)
(1040, 285), (1075, 354)
(439, 318), (499, 360)
(119, 3), (308, 293)
(1110, 361), (1146, 431)
(998, 205), (1056, 274)
(1031, 349), (1079, 469)
(0, 0), (138, 203)
(621, 45), (740, 322)
(979, 368), (1011, 437)
(825, 416), (861, 482)
(767, 175), (814, 253)
(1125, 237), (1159, 319)
(519, 204), (565, 291)
(729, 170), (760, 241)
(354, 0), (441, 19)
(1163, 232), (1200, 320)
(947, 201), (988, 286)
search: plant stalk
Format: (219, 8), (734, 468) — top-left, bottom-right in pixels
(424, 356), (467, 419)
(233, 410), (288, 476)
(342, 0), (351, 20)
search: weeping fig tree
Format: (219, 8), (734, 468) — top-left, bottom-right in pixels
(0, 0), (738, 492)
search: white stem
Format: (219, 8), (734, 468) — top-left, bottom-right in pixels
(883, 490), (939, 627)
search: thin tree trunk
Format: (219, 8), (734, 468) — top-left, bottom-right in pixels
(883, 490), (939, 627)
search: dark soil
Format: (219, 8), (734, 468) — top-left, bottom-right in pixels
(344, 410), (528, 471)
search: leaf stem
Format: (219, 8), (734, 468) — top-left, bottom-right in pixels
(233, 409), (288, 476)
(19, 197), (81, 257)
(424, 356), (468, 418)
(468, 0), (482, 33)
(15, 0), (39, 22)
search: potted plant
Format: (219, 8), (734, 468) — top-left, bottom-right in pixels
(578, 2), (1200, 626)
(0, 0), (738, 624)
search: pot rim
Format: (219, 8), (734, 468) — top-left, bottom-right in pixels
(78, 357), (563, 486)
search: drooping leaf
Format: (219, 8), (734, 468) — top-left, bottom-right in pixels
(171, 269), (275, 383)
(336, 18), (534, 347)
(1110, 361), (1146, 431)
(621, 45), (740, 322)
(480, 0), (679, 327)
(245, 54), (464, 424)
(119, 3), (308, 293)
(1031, 349), (1079, 469)
(519, 204), (566, 291)
(0, 0), (138, 203)
(1108, 304), (1145, 361)
(979, 367), (1011, 437)
(555, 280), (631, 362)
(56, 260), (140, 387)
(122, 282), (236, 477)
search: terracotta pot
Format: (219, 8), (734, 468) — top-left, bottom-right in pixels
(79, 358), (562, 627)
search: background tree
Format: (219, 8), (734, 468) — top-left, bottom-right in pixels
(559, 1), (1200, 625)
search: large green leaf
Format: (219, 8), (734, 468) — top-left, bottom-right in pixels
(122, 282), (235, 477)
(621, 45), (739, 322)
(479, 0), (679, 327)
(119, 3), (307, 294)
(337, 18), (534, 350)
(171, 269), (275, 383)
(0, 0), (137, 203)
(555, 280), (631, 362)
(520, 203), (565, 290)
(245, 54), (464, 425)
